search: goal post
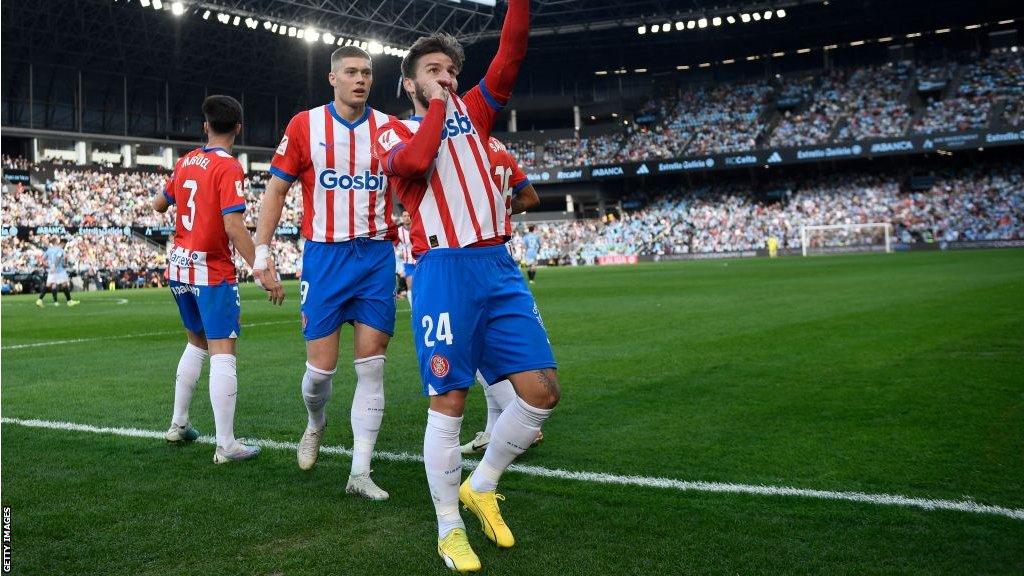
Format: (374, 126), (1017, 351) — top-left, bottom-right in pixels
(800, 222), (893, 257)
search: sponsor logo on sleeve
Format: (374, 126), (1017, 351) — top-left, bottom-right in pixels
(276, 135), (289, 156)
(377, 129), (402, 152)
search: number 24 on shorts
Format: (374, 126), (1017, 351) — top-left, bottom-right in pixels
(421, 312), (453, 347)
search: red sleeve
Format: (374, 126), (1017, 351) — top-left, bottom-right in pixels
(462, 0), (528, 135)
(269, 112), (309, 183)
(217, 162), (247, 215)
(163, 176), (176, 205)
(372, 99), (447, 178)
(165, 159), (184, 205)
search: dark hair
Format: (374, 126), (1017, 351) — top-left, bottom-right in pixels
(332, 46), (372, 69)
(202, 95), (242, 135)
(528, 225), (536, 232)
(401, 33), (465, 79)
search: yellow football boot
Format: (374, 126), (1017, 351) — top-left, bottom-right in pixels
(459, 476), (515, 548)
(437, 528), (481, 573)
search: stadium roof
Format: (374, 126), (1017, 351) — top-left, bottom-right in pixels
(2, 1), (1020, 145)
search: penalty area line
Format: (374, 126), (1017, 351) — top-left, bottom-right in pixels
(2, 416), (1022, 522)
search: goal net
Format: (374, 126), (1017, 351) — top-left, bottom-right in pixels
(799, 223), (893, 257)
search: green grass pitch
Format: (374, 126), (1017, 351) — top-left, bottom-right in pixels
(2, 250), (1023, 575)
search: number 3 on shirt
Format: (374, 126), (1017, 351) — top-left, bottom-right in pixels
(421, 312), (454, 347)
(181, 179), (198, 231)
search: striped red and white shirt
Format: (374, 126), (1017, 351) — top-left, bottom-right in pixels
(396, 225), (416, 264)
(270, 103), (397, 243)
(373, 89), (507, 256)
(165, 146), (247, 285)
(486, 136), (530, 234)
(372, 0), (528, 257)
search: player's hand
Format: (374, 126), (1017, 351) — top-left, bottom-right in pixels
(253, 259), (285, 305)
(423, 78), (450, 103)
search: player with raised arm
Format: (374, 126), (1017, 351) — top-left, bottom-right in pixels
(36, 237), (79, 307)
(252, 46), (395, 500)
(373, 1), (562, 570)
(152, 95), (261, 464)
(461, 136), (540, 455)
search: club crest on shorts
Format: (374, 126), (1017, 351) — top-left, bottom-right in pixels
(430, 354), (450, 378)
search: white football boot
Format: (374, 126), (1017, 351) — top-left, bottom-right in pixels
(213, 442), (261, 464)
(297, 426), (324, 470)
(346, 471), (389, 501)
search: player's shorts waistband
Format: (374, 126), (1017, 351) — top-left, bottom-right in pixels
(304, 237), (391, 247)
(417, 244), (511, 261)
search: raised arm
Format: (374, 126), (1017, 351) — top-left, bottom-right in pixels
(481, 0), (529, 103)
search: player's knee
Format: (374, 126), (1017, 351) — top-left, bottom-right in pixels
(429, 390), (467, 417)
(540, 372), (561, 408)
(522, 369), (560, 409)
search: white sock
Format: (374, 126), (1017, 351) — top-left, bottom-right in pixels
(424, 409), (465, 538)
(209, 354), (238, 450)
(481, 376), (516, 435)
(302, 362), (335, 430)
(172, 343), (207, 426)
(350, 355), (386, 476)
(471, 396), (552, 492)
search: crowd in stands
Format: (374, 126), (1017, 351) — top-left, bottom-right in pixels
(675, 83), (770, 155)
(517, 164), (1023, 263)
(503, 140), (536, 168)
(913, 51), (1023, 134)
(1, 161), (307, 281)
(836, 63), (913, 141)
(497, 50), (1021, 168)
(768, 71), (846, 147)
(2, 157), (1021, 277)
(2, 50), (1022, 279)
(537, 134), (624, 168)
(1005, 99), (1024, 127)
(2, 155), (31, 171)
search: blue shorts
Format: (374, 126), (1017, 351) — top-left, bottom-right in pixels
(525, 252), (538, 266)
(412, 244), (557, 396)
(403, 263), (416, 278)
(301, 238), (396, 341)
(170, 280), (241, 340)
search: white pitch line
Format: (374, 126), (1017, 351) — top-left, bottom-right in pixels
(2, 416), (1022, 522)
(1, 320), (294, 350)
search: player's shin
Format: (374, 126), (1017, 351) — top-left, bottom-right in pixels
(470, 397), (552, 492)
(209, 354), (238, 449)
(302, 362), (335, 430)
(172, 343), (208, 426)
(425, 410), (465, 538)
(350, 355), (386, 476)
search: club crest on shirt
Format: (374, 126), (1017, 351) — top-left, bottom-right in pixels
(430, 354), (450, 378)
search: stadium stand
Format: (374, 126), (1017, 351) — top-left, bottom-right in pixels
(516, 164), (1024, 263)
(3, 52), (1021, 277)
(493, 51), (1023, 164)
